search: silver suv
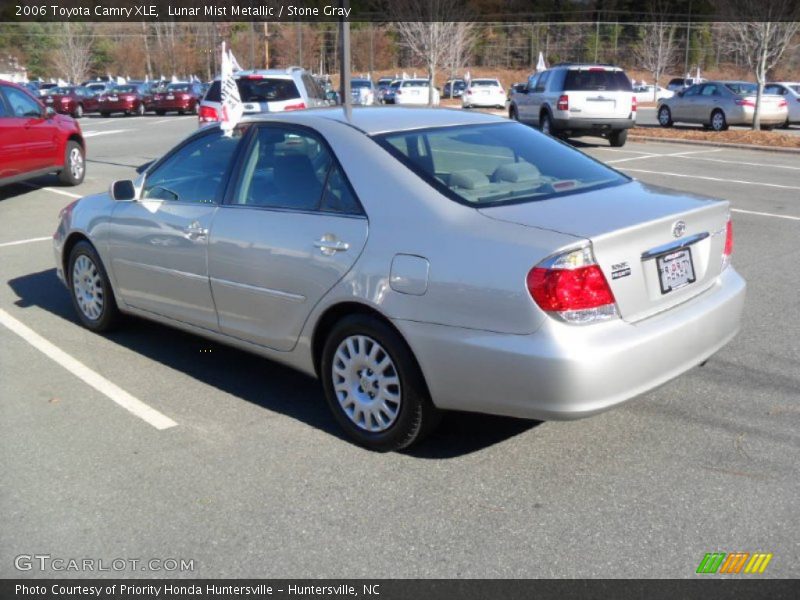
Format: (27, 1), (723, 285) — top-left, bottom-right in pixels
(509, 63), (636, 147)
(198, 67), (329, 126)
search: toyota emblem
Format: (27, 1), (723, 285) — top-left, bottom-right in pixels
(672, 220), (686, 238)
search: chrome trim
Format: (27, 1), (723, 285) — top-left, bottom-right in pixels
(112, 259), (208, 281)
(210, 277), (306, 303)
(641, 232), (710, 261)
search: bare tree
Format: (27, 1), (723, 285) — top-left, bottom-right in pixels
(635, 9), (679, 102)
(721, 0), (800, 129)
(50, 23), (93, 83)
(390, 0), (476, 106)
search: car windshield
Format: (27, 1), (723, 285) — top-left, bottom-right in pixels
(725, 82), (757, 95)
(168, 83), (191, 92)
(402, 80), (429, 87)
(564, 70), (632, 91)
(375, 122), (628, 207)
(205, 78), (301, 103)
(471, 80), (500, 87)
(113, 85), (137, 94)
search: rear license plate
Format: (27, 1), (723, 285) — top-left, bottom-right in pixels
(45, 98), (53, 103)
(166, 94), (174, 100)
(109, 95), (118, 101)
(657, 248), (696, 294)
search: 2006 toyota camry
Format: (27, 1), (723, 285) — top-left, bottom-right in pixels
(54, 108), (746, 450)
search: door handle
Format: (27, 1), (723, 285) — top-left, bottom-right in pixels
(313, 235), (349, 255)
(184, 222), (208, 240)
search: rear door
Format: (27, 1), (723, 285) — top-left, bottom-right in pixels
(562, 68), (632, 120)
(208, 124), (368, 351)
(106, 128), (243, 329)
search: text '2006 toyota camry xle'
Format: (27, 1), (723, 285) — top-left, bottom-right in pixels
(53, 108), (745, 451)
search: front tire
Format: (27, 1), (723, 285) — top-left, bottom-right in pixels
(658, 106), (673, 127)
(58, 140), (85, 186)
(320, 315), (441, 451)
(73, 104), (83, 118)
(609, 129), (628, 147)
(68, 241), (120, 332)
(509, 105), (519, 121)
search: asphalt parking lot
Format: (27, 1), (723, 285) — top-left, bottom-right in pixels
(1, 112), (798, 579)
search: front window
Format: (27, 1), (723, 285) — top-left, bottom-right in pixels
(374, 123), (628, 207)
(2, 86), (42, 118)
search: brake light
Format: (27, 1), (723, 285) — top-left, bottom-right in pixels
(589, 67), (606, 72)
(283, 102), (306, 111)
(499, 89), (505, 95)
(466, 89), (472, 95)
(557, 94), (569, 111)
(527, 247), (617, 324)
(722, 218), (734, 270)
(735, 99), (756, 107)
(396, 90), (402, 95)
(198, 105), (220, 122)
(778, 99), (787, 107)
(632, 96), (637, 112)
(243, 75), (264, 79)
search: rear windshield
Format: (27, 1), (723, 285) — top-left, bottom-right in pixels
(564, 70), (632, 92)
(725, 82), (757, 95)
(351, 80), (372, 89)
(112, 85), (138, 93)
(205, 78), (301, 103)
(471, 79), (500, 87)
(52, 87), (75, 95)
(401, 80), (429, 88)
(168, 83), (191, 92)
(375, 122), (627, 207)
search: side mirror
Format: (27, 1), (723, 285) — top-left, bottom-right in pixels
(110, 179), (136, 201)
(44, 106), (56, 118)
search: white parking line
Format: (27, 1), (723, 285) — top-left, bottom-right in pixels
(0, 236), (51, 248)
(20, 183), (82, 198)
(671, 154), (800, 171)
(0, 308), (177, 430)
(83, 129), (128, 138)
(732, 208), (800, 222)
(606, 148), (722, 164)
(621, 168), (800, 191)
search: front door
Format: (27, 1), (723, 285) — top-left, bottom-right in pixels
(208, 125), (369, 351)
(0, 85), (57, 173)
(106, 128), (243, 329)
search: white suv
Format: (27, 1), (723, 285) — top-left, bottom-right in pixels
(509, 64), (636, 147)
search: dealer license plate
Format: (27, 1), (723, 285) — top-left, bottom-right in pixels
(657, 248), (696, 294)
(166, 94), (174, 100)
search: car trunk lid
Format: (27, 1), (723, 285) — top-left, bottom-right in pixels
(479, 181), (730, 323)
(563, 67), (633, 120)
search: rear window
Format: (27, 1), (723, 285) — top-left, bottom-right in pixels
(113, 85), (138, 94)
(375, 122), (627, 207)
(471, 79), (500, 87)
(401, 80), (429, 88)
(168, 83), (191, 92)
(351, 80), (372, 89)
(564, 70), (632, 92)
(725, 82), (757, 95)
(205, 78), (301, 103)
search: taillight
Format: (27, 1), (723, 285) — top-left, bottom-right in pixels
(466, 89), (472, 95)
(527, 246), (617, 324)
(735, 99), (756, 107)
(124, 95), (136, 101)
(778, 99), (787, 108)
(181, 94), (191, 100)
(499, 89), (505, 95)
(283, 102), (306, 111)
(632, 96), (637, 112)
(557, 94), (569, 111)
(722, 218), (734, 270)
(198, 105), (220, 122)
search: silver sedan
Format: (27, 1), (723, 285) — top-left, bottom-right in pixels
(657, 80), (788, 131)
(54, 108), (746, 450)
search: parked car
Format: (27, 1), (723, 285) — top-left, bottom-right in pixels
(43, 86), (93, 118)
(97, 83), (148, 117)
(137, 81), (166, 112)
(375, 77), (394, 102)
(633, 84), (674, 103)
(0, 80), (85, 186)
(37, 82), (59, 97)
(381, 80), (403, 104)
(657, 81), (788, 131)
(152, 82), (204, 115)
(509, 63), (636, 147)
(84, 81), (115, 98)
(394, 79), (440, 106)
(53, 108), (744, 450)
(462, 78), (506, 109)
(443, 79), (467, 99)
(666, 77), (706, 92)
(199, 68), (328, 125)
(764, 82), (800, 127)
(349, 78), (375, 106)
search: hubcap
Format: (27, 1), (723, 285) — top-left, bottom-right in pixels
(542, 117), (550, 134)
(659, 109), (669, 124)
(713, 113), (724, 130)
(332, 335), (401, 433)
(69, 147), (84, 180)
(72, 255), (104, 320)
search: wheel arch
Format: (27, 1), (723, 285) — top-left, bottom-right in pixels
(62, 232), (92, 281)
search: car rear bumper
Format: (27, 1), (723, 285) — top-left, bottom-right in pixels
(99, 100), (138, 112)
(553, 115), (635, 133)
(154, 100), (194, 111)
(393, 267), (745, 420)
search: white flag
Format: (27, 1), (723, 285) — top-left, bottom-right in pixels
(536, 52), (547, 72)
(220, 41), (244, 137)
(228, 49), (242, 73)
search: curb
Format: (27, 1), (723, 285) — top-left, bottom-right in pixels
(627, 134), (800, 154)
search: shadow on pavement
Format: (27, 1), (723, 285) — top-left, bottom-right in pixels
(7, 268), (539, 457)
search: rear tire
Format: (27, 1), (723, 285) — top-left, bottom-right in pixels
(760, 124), (774, 131)
(58, 140), (85, 186)
(509, 105), (519, 121)
(710, 109), (728, 132)
(73, 104), (83, 119)
(136, 103), (145, 116)
(155, 109), (165, 116)
(68, 241), (120, 333)
(609, 129), (628, 147)
(100, 111), (110, 117)
(540, 111), (555, 136)
(320, 315), (442, 451)
(658, 106), (673, 127)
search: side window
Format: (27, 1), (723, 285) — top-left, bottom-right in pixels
(684, 85), (700, 97)
(534, 71), (549, 93)
(142, 129), (242, 204)
(232, 126), (332, 211)
(700, 85), (717, 96)
(764, 85), (784, 95)
(320, 165), (363, 215)
(527, 74), (538, 90)
(3, 87), (42, 118)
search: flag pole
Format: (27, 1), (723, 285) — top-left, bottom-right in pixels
(339, 0), (351, 120)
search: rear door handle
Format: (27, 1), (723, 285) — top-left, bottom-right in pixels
(184, 222), (208, 240)
(314, 236), (349, 255)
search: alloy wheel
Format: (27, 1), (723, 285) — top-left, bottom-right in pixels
(69, 146), (84, 180)
(72, 255), (104, 321)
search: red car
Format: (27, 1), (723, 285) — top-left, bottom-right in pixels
(152, 82), (204, 115)
(43, 86), (95, 118)
(97, 83), (147, 116)
(0, 80), (86, 186)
